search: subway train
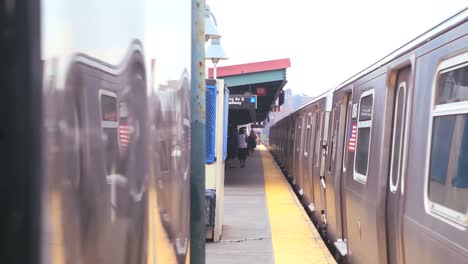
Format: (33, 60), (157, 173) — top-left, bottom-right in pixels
(4, 0), (192, 264)
(269, 9), (468, 264)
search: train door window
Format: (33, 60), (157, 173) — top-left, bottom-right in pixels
(159, 141), (170, 172)
(328, 106), (339, 172)
(305, 113), (312, 157)
(426, 52), (468, 227)
(342, 99), (352, 173)
(354, 89), (374, 183)
(315, 111), (323, 167)
(296, 117), (302, 152)
(390, 81), (408, 193)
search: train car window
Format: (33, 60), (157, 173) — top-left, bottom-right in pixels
(437, 63), (468, 105)
(426, 53), (468, 227)
(99, 90), (118, 128)
(354, 89), (374, 183)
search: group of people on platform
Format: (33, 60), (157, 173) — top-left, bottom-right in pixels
(227, 125), (258, 168)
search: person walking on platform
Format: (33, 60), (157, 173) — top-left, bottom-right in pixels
(248, 130), (257, 154)
(237, 127), (248, 168)
(226, 125), (238, 168)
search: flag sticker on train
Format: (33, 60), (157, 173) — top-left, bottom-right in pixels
(119, 124), (130, 148)
(348, 123), (357, 152)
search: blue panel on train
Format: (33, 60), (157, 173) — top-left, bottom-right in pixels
(206, 85), (217, 163)
(205, 189), (216, 226)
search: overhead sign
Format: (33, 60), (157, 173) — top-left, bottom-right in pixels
(229, 95), (257, 110)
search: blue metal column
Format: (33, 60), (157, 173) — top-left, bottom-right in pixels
(191, 0), (206, 263)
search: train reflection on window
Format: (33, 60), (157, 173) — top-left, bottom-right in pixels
(355, 91), (374, 182)
(429, 63), (468, 217)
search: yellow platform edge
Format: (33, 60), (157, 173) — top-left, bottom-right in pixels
(259, 145), (336, 264)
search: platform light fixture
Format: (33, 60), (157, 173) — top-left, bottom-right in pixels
(204, 4), (228, 79)
(205, 37), (228, 79)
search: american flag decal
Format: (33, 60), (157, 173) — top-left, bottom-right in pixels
(348, 124), (357, 152)
(119, 124), (130, 148)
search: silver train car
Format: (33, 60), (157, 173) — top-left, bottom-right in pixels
(269, 9), (468, 264)
(4, 0), (192, 264)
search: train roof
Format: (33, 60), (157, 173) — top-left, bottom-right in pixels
(273, 8), (467, 123)
(289, 88), (334, 116)
(333, 8), (468, 92)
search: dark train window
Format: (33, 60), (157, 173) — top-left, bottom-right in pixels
(101, 93), (118, 122)
(427, 54), (468, 226)
(354, 90), (374, 183)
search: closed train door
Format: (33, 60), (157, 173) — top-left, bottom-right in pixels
(298, 113), (308, 195)
(293, 115), (304, 187)
(302, 111), (315, 207)
(325, 92), (351, 256)
(312, 108), (325, 221)
(385, 66), (411, 264)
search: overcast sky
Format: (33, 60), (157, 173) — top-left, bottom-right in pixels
(208, 1), (467, 96)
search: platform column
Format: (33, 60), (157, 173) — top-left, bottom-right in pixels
(191, 0), (206, 263)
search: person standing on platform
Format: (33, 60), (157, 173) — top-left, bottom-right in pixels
(226, 125), (238, 168)
(248, 130), (258, 154)
(237, 127), (248, 168)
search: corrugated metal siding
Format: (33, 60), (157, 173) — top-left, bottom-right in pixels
(206, 84), (217, 163)
(223, 87), (230, 161)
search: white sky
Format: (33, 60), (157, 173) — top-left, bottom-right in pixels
(208, 1), (467, 96)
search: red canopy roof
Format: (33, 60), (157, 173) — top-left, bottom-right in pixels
(208, 58), (291, 78)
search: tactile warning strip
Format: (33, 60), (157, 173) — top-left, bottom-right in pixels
(260, 145), (336, 264)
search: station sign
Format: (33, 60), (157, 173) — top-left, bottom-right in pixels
(229, 95), (257, 110)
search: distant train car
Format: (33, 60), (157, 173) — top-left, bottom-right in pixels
(270, 9), (468, 264)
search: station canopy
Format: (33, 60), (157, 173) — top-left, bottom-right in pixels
(208, 58), (290, 126)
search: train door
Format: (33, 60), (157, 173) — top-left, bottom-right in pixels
(306, 109), (318, 211)
(284, 117), (296, 174)
(325, 93), (351, 252)
(336, 93), (352, 256)
(302, 112), (314, 205)
(297, 114), (307, 194)
(385, 66), (411, 264)
(312, 109), (325, 221)
(293, 115), (303, 186)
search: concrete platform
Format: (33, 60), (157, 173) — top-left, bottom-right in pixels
(206, 146), (274, 264)
(206, 146), (335, 264)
